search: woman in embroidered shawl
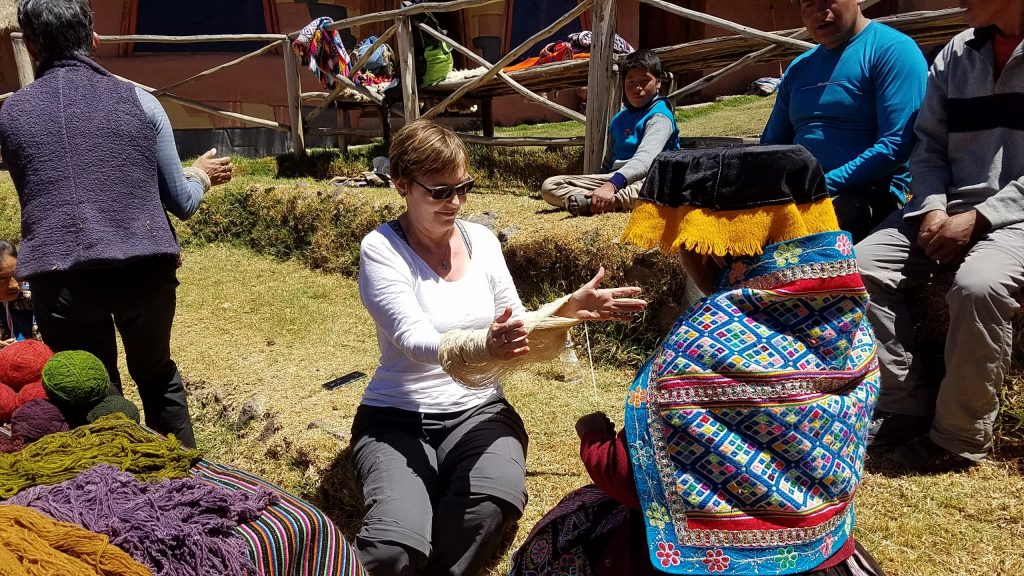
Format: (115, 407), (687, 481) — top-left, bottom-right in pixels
(509, 146), (885, 576)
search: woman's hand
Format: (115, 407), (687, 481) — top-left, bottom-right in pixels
(0, 338), (15, 349)
(487, 307), (530, 360)
(558, 267), (646, 321)
(575, 411), (615, 439)
(193, 148), (233, 186)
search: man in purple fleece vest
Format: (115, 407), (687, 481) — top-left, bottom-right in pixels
(0, 0), (233, 447)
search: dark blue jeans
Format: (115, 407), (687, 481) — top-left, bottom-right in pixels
(29, 255), (195, 447)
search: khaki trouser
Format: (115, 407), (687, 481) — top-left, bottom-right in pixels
(857, 211), (1024, 460)
(540, 173), (645, 212)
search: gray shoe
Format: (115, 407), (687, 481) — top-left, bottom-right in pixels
(566, 194), (593, 217)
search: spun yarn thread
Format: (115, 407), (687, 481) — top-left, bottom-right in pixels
(87, 395), (141, 424)
(0, 339), (53, 391)
(0, 382), (20, 423)
(0, 504), (149, 576)
(41, 350), (110, 409)
(0, 434), (23, 454)
(11, 399), (69, 444)
(10, 464), (274, 576)
(0, 412), (201, 499)
(18, 380), (48, 403)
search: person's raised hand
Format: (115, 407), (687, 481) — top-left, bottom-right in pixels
(560, 267), (646, 321)
(193, 148), (233, 186)
(575, 411), (615, 439)
(924, 210), (988, 264)
(916, 209), (948, 250)
(586, 182), (617, 214)
(486, 306), (530, 360)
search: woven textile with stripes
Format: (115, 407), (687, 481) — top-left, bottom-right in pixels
(192, 460), (366, 576)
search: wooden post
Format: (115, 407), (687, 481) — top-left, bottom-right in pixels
(11, 36), (35, 88)
(336, 107), (351, 154)
(380, 105), (393, 147)
(282, 40), (307, 157)
(481, 99), (494, 138)
(396, 16), (419, 121)
(584, 0), (616, 173)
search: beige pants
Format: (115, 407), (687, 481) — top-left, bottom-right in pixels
(540, 174), (645, 212)
(857, 212), (1024, 460)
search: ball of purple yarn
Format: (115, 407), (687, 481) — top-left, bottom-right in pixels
(11, 399), (70, 443)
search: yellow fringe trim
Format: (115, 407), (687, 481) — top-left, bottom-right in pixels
(620, 198), (839, 257)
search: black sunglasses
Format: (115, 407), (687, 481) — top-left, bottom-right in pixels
(412, 177), (474, 200)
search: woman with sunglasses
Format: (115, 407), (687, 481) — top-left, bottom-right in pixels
(353, 119), (646, 576)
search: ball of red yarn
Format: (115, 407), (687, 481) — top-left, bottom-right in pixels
(18, 381), (47, 403)
(0, 340), (54, 391)
(11, 399), (69, 443)
(0, 383), (20, 424)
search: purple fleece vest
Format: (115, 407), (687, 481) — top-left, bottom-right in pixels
(0, 55), (180, 279)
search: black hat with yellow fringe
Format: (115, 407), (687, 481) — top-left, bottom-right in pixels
(620, 145), (839, 257)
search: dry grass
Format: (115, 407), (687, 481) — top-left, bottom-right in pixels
(170, 243), (1024, 576)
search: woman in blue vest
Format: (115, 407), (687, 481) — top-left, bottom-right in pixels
(541, 49), (680, 216)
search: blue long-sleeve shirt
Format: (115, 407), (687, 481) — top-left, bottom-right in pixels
(761, 22), (927, 203)
(134, 87), (205, 220)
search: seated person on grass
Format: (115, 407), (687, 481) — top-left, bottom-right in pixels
(512, 146), (885, 576)
(760, 0), (927, 242)
(858, 0), (1024, 473)
(541, 49), (679, 216)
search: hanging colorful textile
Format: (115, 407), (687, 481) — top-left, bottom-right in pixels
(292, 17), (351, 89)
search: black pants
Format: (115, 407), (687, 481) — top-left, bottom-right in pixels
(30, 256), (195, 447)
(832, 181), (903, 244)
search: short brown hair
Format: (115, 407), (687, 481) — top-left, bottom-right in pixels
(389, 119), (468, 184)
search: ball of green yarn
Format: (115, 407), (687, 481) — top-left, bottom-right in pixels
(41, 351), (110, 409)
(86, 394), (141, 424)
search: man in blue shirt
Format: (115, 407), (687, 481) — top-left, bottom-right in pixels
(761, 0), (927, 241)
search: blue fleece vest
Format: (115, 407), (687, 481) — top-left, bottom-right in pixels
(0, 56), (180, 279)
(607, 97), (680, 167)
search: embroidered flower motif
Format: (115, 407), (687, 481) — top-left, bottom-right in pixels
(646, 503), (671, 530)
(656, 542), (681, 567)
(819, 534), (835, 558)
(529, 537), (551, 564)
(835, 234), (853, 256)
(776, 546), (798, 570)
(702, 549), (731, 572)
(628, 388), (648, 408)
(773, 243), (803, 267)
(630, 440), (654, 467)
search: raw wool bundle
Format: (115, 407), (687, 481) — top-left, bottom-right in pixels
(0, 504), (150, 576)
(87, 395), (141, 424)
(439, 294), (581, 389)
(42, 350), (110, 409)
(0, 413), (201, 499)
(0, 382), (19, 423)
(0, 339), (54, 391)
(11, 399), (69, 444)
(18, 380), (48, 403)
(10, 464), (275, 576)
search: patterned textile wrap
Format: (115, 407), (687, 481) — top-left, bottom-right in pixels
(192, 460), (367, 576)
(624, 230), (879, 575)
(292, 17), (351, 89)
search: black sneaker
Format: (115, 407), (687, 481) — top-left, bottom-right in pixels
(867, 410), (930, 448)
(890, 435), (976, 474)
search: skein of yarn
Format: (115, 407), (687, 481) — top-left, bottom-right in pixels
(11, 399), (69, 444)
(87, 395), (141, 424)
(0, 383), (20, 424)
(0, 434), (23, 454)
(41, 350), (110, 410)
(0, 339), (53, 391)
(18, 381), (47, 403)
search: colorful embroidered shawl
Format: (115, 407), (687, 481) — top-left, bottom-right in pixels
(292, 17), (351, 90)
(625, 231), (878, 575)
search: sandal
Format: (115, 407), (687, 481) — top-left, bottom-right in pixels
(566, 193), (593, 217)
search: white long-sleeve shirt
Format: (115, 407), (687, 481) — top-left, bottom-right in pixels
(357, 220), (526, 412)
